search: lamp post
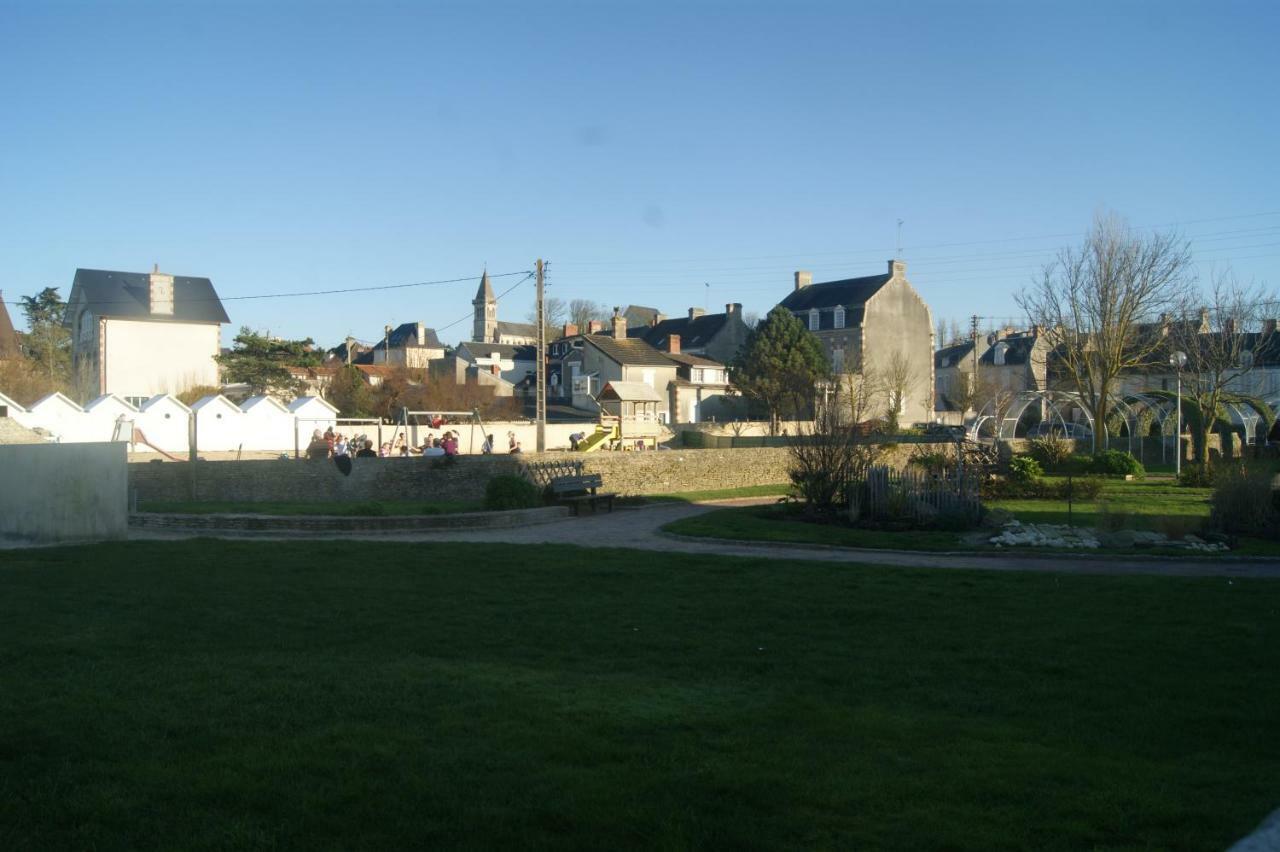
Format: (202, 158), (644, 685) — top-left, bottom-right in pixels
(1170, 350), (1187, 476)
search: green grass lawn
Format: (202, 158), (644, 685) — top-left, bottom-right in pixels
(664, 478), (1280, 556)
(1, 541), (1277, 850)
(138, 499), (483, 516)
(646, 483), (793, 503)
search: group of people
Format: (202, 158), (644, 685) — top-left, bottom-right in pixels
(479, 431), (523, 454)
(306, 427), (468, 461)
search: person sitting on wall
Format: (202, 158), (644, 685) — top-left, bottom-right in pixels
(507, 431), (518, 453)
(355, 440), (377, 458)
(324, 427), (336, 458)
(442, 432), (459, 456)
(378, 442), (391, 458)
(306, 429), (329, 461)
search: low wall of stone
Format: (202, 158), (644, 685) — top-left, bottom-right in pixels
(129, 447), (808, 503)
(129, 505), (568, 532)
(1, 442), (128, 543)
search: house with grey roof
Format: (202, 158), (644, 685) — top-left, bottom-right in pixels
(627, 303), (750, 364)
(777, 260), (934, 427)
(371, 321), (445, 368)
(65, 266), (230, 405)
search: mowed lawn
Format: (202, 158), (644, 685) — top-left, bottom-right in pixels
(1, 542), (1277, 850)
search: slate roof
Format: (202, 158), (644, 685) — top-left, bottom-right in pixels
(980, 335), (1038, 366)
(68, 268), (230, 324)
(622, 305), (662, 327)
(934, 341), (975, 369)
(585, 334), (678, 367)
(777, 273), (891, 313)
(457, 341), (536, 361)
(495, 319), (539, 339)
(627, 312), (730, 351)
(474, 270), (495, 302)
(0, 294), (19, 358)
(372, 323), (442, 352)
(665, 352), (722, 368)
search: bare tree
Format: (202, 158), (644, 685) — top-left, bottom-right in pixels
(1017, 212), (1194, 452)
(527, 297), (568, 337)
(935, 318), (948, 347)
(948, 318), (965, 347)
(1168, 270), (1277, 472)
(882, 350), (918, 432)
(971, 374), (1019, 440)
(790, 378), (883, 516)
(568, 299), (607, 330)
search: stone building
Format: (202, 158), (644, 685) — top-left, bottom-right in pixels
(371, 322), (445, 368)
(934, 327), (1051, 422)
(777, 260), (934, 427)
(627, 304), (750, 364)
(65, 266), (230, 405)
(472, 270), (538, 345)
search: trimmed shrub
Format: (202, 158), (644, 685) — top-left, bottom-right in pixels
(1008, 455), (1043, 484)
(1090, 450), (1144, 478)
(1027, 436), (1075, 470)
(1210, 466), (1278, 538)
(1177, 466), (1216, 488)
(484, 475), (543, 511)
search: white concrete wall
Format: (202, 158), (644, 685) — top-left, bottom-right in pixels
(103, 318), (220, 398)
(0, 442), (128, 543)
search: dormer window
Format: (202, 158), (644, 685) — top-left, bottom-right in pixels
(808, 309), (819, 331)
(834, 307), (845, 329)
(993, 342), (1009, 366)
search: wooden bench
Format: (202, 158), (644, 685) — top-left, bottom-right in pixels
(549, 473), (616, 515)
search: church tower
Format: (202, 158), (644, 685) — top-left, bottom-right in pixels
(472, 269), (497, 343)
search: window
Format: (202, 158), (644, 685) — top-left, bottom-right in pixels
(691, 368), (703, 383)
(808, 309), (819, 331)
(834, 307), (845, 329)
(832, 347), (845, 373)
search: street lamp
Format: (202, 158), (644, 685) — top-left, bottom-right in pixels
(1170, 350), (1187, 476)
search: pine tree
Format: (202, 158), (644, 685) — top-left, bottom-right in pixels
(728, 306), (830, 433)
(20, 287), (71, 387)
(215, 327), (319, 398)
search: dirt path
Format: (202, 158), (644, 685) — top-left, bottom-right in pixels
(129, 499), (1280, 579)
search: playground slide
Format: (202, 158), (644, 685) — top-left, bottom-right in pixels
(578, 425), (616, 453)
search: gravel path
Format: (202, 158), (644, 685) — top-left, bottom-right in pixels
(129, 499), (1280, 579)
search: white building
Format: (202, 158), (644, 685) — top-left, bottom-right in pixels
(66, 266), (230, 406)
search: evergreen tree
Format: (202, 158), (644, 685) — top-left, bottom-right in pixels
(215, 327), (320, 398)
(327, 365), (376, 417)
(728, 306), (829, 433)
(20, 287), (71, 386)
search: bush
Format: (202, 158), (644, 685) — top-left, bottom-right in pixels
(1177, 466), (1216, 488)
(1008, 455), (1043, 484)
(908, 449), (952, 474)
(1090, 450), (1144, 478)
(1209, 466), (1278, 538)
(1027, 436), (1075, 470)
(980, 474), (1104, 502)
(484, 475), (543, 511)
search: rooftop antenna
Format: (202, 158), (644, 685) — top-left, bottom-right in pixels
(704, 282), (709, 311)
(896, 219), (904, 259)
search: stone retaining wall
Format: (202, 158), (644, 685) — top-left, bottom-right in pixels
(129, 505), (568, 532)
(128, 447), (804, 503)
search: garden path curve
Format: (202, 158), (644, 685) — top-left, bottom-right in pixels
(132, 499), (1280, 579)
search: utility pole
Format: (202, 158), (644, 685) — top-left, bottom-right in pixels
(535, 258), (547, 453)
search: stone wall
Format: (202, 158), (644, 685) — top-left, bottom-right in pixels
(129, 447), (807, 503)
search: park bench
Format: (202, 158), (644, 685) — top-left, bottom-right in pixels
(549, 473), (616, 515)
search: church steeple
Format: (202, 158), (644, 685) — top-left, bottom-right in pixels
(472, 269), (497, 342)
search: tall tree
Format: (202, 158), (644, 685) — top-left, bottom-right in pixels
(568, 298), (607, 330)
(215, 327), (320, 399)
(1017, 212), (1194, 452)
(729, 305), (829, 434)
(526, 296), (568, 336)
(20, 287), (71, 386)
(1167, 270), (1278, 472)
(327, 365), (376, 417)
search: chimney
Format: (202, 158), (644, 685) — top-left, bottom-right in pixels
(688, 307), (705, 320)
(1224, 318), (1237, 336)
(1199, 307), (1210, 332)
(416, 322), (425, 346)
(562, 322), (579, 338)
(587, 320), (604, 334)
(666, 334), (681, 354)
(1264, 319), (1278, 337)
(888, 259), (906, 278)
(345, 335), (355, 365)
(148, 265), (174, 316)
(610, 307), (627, 339)
(726, 303), (741, 316)
(794, 270), (812, 291)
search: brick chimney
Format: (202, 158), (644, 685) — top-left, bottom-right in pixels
(149, 263), (174, 316)
(587, 320), (604, 334)
(666, 334), (681, 354)
(794, 270), (812, 291)
(726, 303), (741, 317)
(610, 307), (627, 338)
(688, 307), (705, 320)
(562, 322), (579, 338)
(416, 322), (426, 346)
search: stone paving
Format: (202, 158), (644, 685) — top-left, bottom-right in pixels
(128, 498), (1280, 579)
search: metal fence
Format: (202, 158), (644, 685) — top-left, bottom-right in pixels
(849, 465), (981, 524)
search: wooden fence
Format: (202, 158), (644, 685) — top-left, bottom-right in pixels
(849, 465), (981, 524)
(521, 458), (584, 487)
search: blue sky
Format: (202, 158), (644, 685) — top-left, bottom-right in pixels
(2, 0), (1277, 348)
